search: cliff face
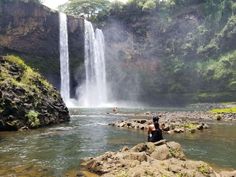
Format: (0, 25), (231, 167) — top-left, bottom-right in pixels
(102, 3), (236, 105)
(0, 1), (84, 97)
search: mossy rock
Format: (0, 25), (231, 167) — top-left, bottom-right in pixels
(0, 55), (70, 131)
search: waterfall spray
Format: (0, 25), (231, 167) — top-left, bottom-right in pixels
(77, 20), (108, 107)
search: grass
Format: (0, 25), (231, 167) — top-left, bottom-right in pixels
(1, 55), (53, 94)
(5, 55), (27, 70)
(210, 107), (236, 113)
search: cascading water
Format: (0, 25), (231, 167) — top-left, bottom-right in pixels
(59, 12), (70, 103)
(77, 20), (108, 107)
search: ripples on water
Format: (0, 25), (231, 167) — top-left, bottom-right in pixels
(0, 107), (236, 176)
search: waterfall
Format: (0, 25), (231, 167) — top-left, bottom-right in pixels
(59, 12), (70, 102)
(77, 20), (108, 107)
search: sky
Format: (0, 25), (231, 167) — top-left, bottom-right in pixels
(43, 0), (68, 9)
(43, 0), (128, 10)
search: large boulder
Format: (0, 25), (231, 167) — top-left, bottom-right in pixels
(81, 141), (235, 177)
(0, 55), (70, 131)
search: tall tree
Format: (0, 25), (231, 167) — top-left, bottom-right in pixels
(59, 0), (110, 18)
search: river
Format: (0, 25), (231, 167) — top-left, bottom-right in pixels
(0, 107), (235, 176)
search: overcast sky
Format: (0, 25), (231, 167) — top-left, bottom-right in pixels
(43, 0), (128, 10)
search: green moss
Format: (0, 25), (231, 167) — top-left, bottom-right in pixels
(210, 107), (236, 113)
(1, 55), (53, 94)
(26, 110), (40, 128)
(169, 147), (180, 158)
(5, 55), (27, 70)
(197, 164), (210, 175)
(184, 123), (198, 129)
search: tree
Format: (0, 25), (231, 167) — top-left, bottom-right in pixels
(110, 0), (124, 14)
(59, 0), (110, 18)
(127, 0), (157, 11)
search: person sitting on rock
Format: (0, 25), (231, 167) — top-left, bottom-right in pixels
(147, 116), (163, 142)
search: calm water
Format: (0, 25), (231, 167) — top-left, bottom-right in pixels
(0, 108), (236, 176)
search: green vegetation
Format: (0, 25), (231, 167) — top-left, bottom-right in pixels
(0, 55), (53, 94)
(210, 107), (236, 113)
(102, 0), (236, 104)
(59, 0), (111, 19)
(26, 110), (40, 128)
(197, 164), (211, 175)
(184, 123), (198, 129)
(46, 0), (236, 104)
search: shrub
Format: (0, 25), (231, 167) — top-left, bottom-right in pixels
(26, 110), (40, 128)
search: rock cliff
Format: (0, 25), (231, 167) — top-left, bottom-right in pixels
(102, 2), (236, 105)
(0, 1), (84, 97)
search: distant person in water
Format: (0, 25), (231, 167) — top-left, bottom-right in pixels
(147, 115), (163, 142)
(112, 107), (118, 113)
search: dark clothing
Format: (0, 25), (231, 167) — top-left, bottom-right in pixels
(152, 116), (159, 122)
(148, 129), (163, 142)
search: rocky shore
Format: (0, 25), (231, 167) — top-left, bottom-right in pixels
(0, 55), (70, 131)
(81, 140), (236, 177)
(109, 110), (236, 134)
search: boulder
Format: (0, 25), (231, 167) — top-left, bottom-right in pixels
(81, 141), (230, 177)
(150, 144), (171, 160)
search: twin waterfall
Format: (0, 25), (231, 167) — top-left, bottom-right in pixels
(59, 13), (70, 103)
(59, 13), (108, 107)
(80, 20), (108, 107)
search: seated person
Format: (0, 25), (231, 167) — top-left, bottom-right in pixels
(147, 116), (163, 142)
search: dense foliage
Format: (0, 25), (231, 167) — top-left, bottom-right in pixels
(62, 0), (236, 105)
(59, 0), (110, 19)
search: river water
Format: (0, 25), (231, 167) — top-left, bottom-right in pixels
(0, 108), (236, 176)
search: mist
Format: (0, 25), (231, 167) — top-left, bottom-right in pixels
(102, 11), (203, 106)
(103, 18), (144, 105)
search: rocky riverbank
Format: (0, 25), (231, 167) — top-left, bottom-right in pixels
(109, 110), (236, 134)
(81, 140), (236, 177)
(0, 55), (70, 131)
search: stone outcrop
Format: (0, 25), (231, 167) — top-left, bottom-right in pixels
(109, 112), (210, 134)
(0, 55), (70, 131)
(0, 1), (84, 97)
(81, 141), (235, 177)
